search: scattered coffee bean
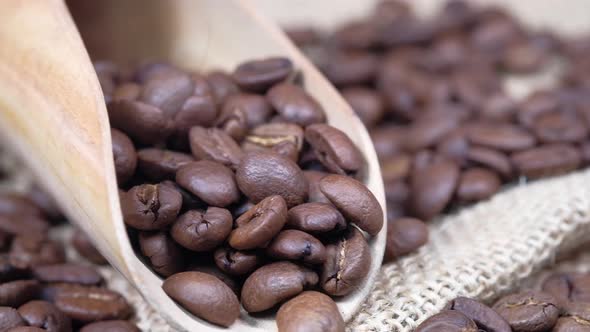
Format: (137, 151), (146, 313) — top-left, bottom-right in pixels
(448, 297), (511, 332)
(0, 280), (40, 307)
(384, 217), (428, 262)
(138, 231), (185, 277)
(108, 100), (174, 145)
(493, 291), (559, 332)
(54, 286), (131, 322)
(276, 291), (344, 332)
(415, 310), (478, 332)
(18, 300), (71, 332)
(456, 168), (501, 202)
(9, 236), (65, 270)
(32, 264), (102, 286)
(410, 159), (460, 220)
(162, 272), (239, 327)
(80, 320), (139, 332)
(511, 143), (582, 179)
(71, 229), (108, 265)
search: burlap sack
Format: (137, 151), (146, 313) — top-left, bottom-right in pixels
(2, 148), (590, 332)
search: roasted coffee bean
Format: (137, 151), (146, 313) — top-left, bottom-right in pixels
(320, 175), (383, 235)
(111, 129), (137, 184)
(26, 185), (62, 221)
(170, 208), (233, 252)
(384, 217), (428, 262)
(188, 127), (243, 169)
(502, 42), (547, 73)
(241, 261), (318, 313)
(266, 83), (326, 126)
(215, 102), (249, 141)
(71, 229), (107, 265)
(160, 180), (204, 212)
(370, 125), (407, 160)
(321, 227), (370, 296)
(437, 131), (470, 166)
(173, 92), (218, 134)
(18, 300), (71, 332)
(276, 291), (344, 332)
(322, 50), (378, 86)
(0, 194), (42, 218)
(189, 264), (241, 295)
(242, 123), (304, 162)
(138, 231), (185, 277)
(511, 144), (582, 179)
(0, 256), (27, 283)
(233, 57), (293, 92)
(139, 72), (194, 116)
(112, 82), (141, 102)
(533, 111), (588, 143)
(467, 146), (513, 178)
(267, 230), (327, 265)
(136, 148), (193, 181)
(134, 62), (183, 83)
(405, 111), (459, 151)
(163, 272), (239, 327)
(456, 168), (501, 202)
(221, 93), (273, 129)
(466, 124), (536, 151)
(342, 87), (384, 128)
(303, 171), (330, 204)
(286, 202), (346, 235)
(542, 272), (590, 307)
(415, 310), (478, 332)
(9, 326), (46, 331)
(0, 306), (25, 330)
(448, 297), (511, 332)
(305, 124), (364, 175)
(80, 320), (139, 332)
(213, 247), (262, 276)
(0, 214), (49, 236)
(54, 286), (131, 322)
(480, 93), (517, 122)
(518, 91), (560, 128)
(120, 183), (182, 230)
(381, 154), (411, 182)
(410, 159), (459, 220)
(493, 291), (559, 332)
(175, 161), (240, 207)
(9, 236), (65, 270)
(553, 316), (590, 332)
(236, 151), (307, 207)
(0, 280), (40, 307)
(206, 71), (239, 104)
(32, 264), (102, 286)
(228, 195), (288, 250)
(107, 100), (174, 145)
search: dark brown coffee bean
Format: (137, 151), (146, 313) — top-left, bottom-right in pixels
(437, 131), (470, 166)
(370, 125), (407, 161)
(276, 291), (344, 332)
(410, 159), (460, 220)
(188, 126), (243, 169)
(305, 124), (364, 175)
(9, 236), (65, 270)
(502, 42), (547, 73)
(480, 93), (517, 122)
(0, 194), (42, 218)
(189, 264), (241, 295)
(493, 291), (559, 332)
(120, 183), (182, 230)
(267, 230), (326, 265)
(405, 111), (459, 151)
(332, 20), (378, 49)
(553, 316), (590, 332)
(241, 261), (318, 313)
(533, 111), (588, 143)
(206, 71), (239, 104)
(228, 195), (288, 250)
(134, 62), (183, 83)
(467, 124), (536, 151)
(107, 100), (174, 145)
(215, 103), (249, 141)
(286, 202), (346, 235)
(213, 247), (262, 276)
(511, 144), (582, 179)
(32, 264), (102, 286)
(581, 141), (590, 166)
(170, 207), (233, 252)
(80, 320), (139, 332)
(136, 148), (193, 181)
(341, 87), (384, 128)
(163, 271), (239, 327)
(467, 146), (513, 178)
(233, 57), (293, 92)
(0, 306), (25, 330)
(8, 326), (46, 331)
(236, 151), (307, 207)
(0, 214), (49, 236)
(381, 154), (411, 182)
(415, 310), (478, 332)
(159, 180), (204, 211)
(0, 280), (39, 307)
(111, 129), (137, 184)
(518, 91), (560, 128)
(542, 273), (590, 308)
(175, 161), (240, 207)
(321, 227), (370, 296)
(174, 93), (218, 133)
(267, 83), (326, 126)
(112, 82), (141, 102)
(243, 123), (304, 162)
(18, 300), (71, 332)
(384, 217), (428, 262)
(448, 297), (511, 332)
(322, 50), (378, 87)
(71, 229), (107, 265)
(26, 185), (62, 221)
(138, 231), (185, 277)
(139, 72), (194, 116)
(38, 283), (84, 303)
(303, 171), (330, 204)
(221, 93), (273, 129)
(320, 174), (383, 235)
(54, 286), (131, 322)
(456, 168), (501, 202)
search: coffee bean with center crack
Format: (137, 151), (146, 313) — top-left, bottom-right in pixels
(493, 291), (559, 332)
(447, 297), (511, 332)
(286, 202), (347, 235)
(213, 247), (263, 276)
(266, 230), (326, 265)
(170, 208), (233, 252)
(188, 127), (243, 170)
(120, 183), (182, 230)
(415, 310), (478, 332)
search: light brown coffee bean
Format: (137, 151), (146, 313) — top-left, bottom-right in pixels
(276, 291), (344, 332)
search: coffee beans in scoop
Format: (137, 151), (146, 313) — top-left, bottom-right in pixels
(101, 56), (383, 329)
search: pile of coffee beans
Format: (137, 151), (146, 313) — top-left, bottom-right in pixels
(287, 0), (590, 263)
(0, 190), (138, 331)
(99, 55), (383, 328)
(416, 270), (590, 331)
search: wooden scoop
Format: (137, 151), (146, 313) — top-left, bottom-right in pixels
(0, 0), (386, 330)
